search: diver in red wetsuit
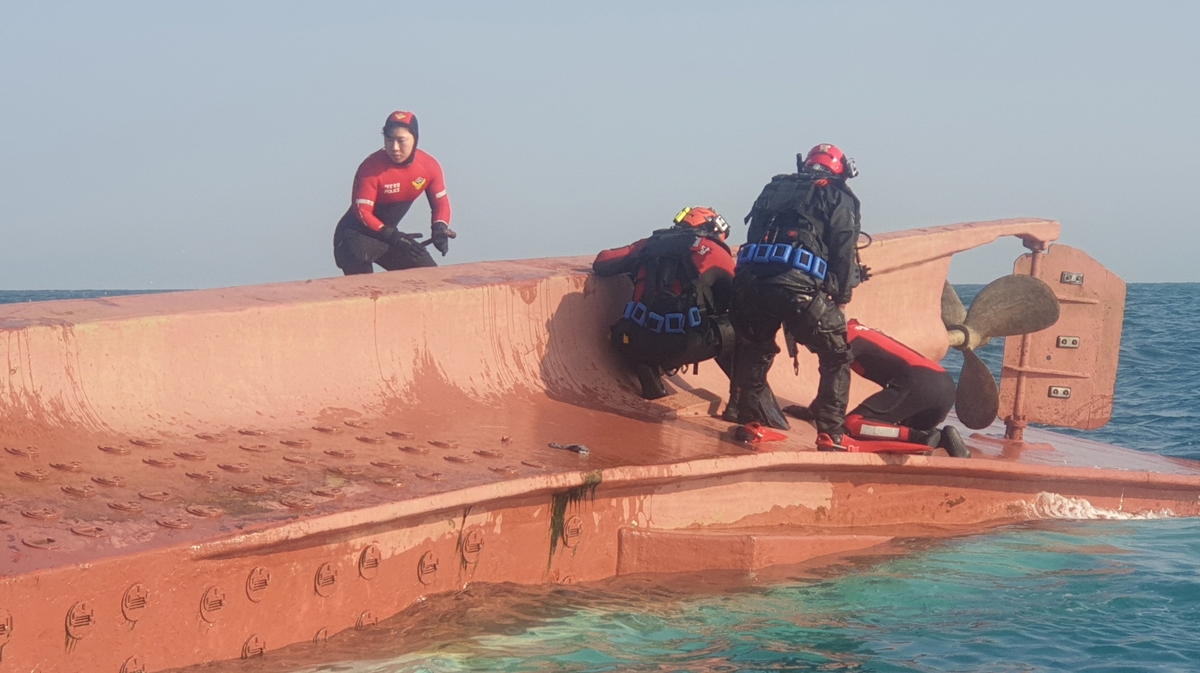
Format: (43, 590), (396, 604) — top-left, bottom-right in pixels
(784, 319), (970, 457)
(333, 111), (456, 275)
(593, 207), (737, 399)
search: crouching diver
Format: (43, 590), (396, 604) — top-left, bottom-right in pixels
(784, 319), (970, 457)
(333, 111), (456, 275)
(728, 144), (864, 447)
(593, 207), (736, 399)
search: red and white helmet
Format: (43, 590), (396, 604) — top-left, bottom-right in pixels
(803, 143), (858, 178)
(673, 206), (730, 240)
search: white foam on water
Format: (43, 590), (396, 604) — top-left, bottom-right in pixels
(1023, 491), (1175, 520)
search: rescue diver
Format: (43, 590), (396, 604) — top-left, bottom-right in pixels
(784, 319), (970, 457)
(593, 207), (737, 399)
(728, 144), (864, 450)
(333, 111), (456, 275)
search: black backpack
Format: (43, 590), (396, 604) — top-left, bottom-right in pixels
(633, 228), (724, 323)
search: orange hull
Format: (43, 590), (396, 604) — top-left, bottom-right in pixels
(2, 218), (1195, 671)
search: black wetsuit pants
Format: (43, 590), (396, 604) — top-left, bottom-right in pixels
(610, 315), (733, 397)
(851, 367), (956, 431)
(333, 216), (437, 275)
(729, 276), (852, 435)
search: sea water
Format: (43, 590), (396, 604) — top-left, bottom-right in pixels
(4, 285), (1197, 672)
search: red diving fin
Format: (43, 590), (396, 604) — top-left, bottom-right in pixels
(735, 422), (789, 444)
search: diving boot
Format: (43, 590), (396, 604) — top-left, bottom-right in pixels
(938, 426), (970, 458)
(757, 384), (790, 430)
(782, 404), (816, 422)
(909, 428), (943, 449)
(722, 387), (741, 423)
(635, 365), (669, 400)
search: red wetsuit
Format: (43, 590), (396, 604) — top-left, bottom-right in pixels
(844, 319), (955, 434)
(333, 149), (452, 274)
(350, 149), (451, 232)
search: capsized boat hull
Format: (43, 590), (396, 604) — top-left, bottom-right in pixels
(3, 218), (1195, 672)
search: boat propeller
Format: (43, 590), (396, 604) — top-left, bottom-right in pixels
(942, 275), (1060, 429)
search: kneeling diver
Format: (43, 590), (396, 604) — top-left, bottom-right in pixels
(785, 319), (970, 457)
(593, 207), (737, 399)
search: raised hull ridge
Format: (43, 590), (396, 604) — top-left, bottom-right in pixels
(2, 218), (1196, 671)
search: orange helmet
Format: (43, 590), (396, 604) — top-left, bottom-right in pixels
(673, 206), (729, 239)
(803, 143), (857, 178)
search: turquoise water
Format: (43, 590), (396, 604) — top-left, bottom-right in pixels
(317, 520), (1200, 672)
(5, 285), (1198, 671)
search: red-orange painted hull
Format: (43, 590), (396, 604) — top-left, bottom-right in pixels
(2, 218), (1193, 671)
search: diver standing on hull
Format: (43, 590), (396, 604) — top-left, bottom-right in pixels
(728, 144), (865, 449)
(784, 319), (971, 457)
(593, 207), (737, 400)
(333, 111), (456, 275)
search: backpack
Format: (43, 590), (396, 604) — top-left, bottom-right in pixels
(632, 228), (722, 324)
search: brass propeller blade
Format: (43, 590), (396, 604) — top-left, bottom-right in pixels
(941, 281), (967, 330)
(955, 347), (1000, 429)
(964, 274), (1060, 339)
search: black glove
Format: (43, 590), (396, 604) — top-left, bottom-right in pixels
(379, 226), (409, 247)
(431, 221), (455, 256)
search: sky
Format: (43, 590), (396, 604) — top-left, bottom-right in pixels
(1, 1), (1197, 290)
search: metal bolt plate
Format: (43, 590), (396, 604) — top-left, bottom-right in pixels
(325, 449), (356, 459)
(240, 444), (271, 453)
(218, 462), (251, 473)
(328, 465), (364, 477)
(373, 477), (403, 488)
(283, 454), (312, 464)
(139, 490), (171, 501)
(1060, 271), (1085, 285)
(490, 466), (520, 478)
(417, 551), (439, 584)
(359, 544), (382, 580)
(61, 485), (96, 498)
(314, 563), (338, 597)
(521, 460), (547, 469)
(475, 449), (504, 459)
(444, 455), (474, 464)
(1056, 336), (1081, 349)
(356, 436), (386, 445)
(92, 475), (126, 487)
(280, 438), (311, 448)
(238, 429), (267, 437)
(195, 433), (227, 442)
(99, 444), (132, 455)
(461, 529), (484, 564)
(233, 483), (270, 496)
(564, 516), (584, 548)
(71, 525), (107, 538)
(129, 438), (163, 448)
(156, 517), (192, 530)
(281, 496), (316, 511)
(186, 471), (219, 482)
(399, 445), (429, 455)
(109, 501), (144, 513)
(199, 587), (226, 623)
(386, 431), (415, 439)
(311, 425), (338, 433)
(22, 536), (59, 549)
(246, 567), (271, 603)
(50, 461), (82, 472)
(16, 469), (49, 481)
(371, 459), (404, 470)
(264, 473), (298, 485)
(142, 458), (176, 469)
(1049, 386), (1073, 399)
(355, 611), (377, 629)
(187, 505), (224, 519)
(66, 601), (95, 639)
(428, 440), (458, 449)
(21, 507), (60, 521)
(174, 451), (207, 462)
(122, 584), (149, 622)
(6, 446), (38, 457)
(343, 419), (369, 428)
(242, 635), (266, 659)
(415, 472), (443, 482)
(311, 487), (344, 499)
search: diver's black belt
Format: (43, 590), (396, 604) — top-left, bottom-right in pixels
(622, 302), (704, 334)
